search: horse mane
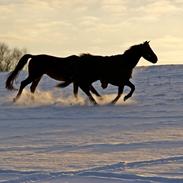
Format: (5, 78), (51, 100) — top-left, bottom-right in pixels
(123, 44), (142, 57)
(79, 53), (105, 61)
(79, 53), (94, 58)
(77, 44), (143, 68)
(79, 43), (142, 60)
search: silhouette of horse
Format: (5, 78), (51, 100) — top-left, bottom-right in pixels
(5, 54), (101, 102)
(55, 41), (158, 104)
(6, 41), (157, 104)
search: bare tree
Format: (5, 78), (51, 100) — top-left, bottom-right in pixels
(0, 43), (10, 71)
(0, 42), (27, 72)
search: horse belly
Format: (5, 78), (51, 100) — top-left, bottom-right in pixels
(104, 72), (131, 86)
(46, 68), (72, 81)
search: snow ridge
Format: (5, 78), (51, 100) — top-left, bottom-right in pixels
(1, 156), (183, 183)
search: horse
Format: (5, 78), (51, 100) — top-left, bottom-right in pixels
(5, 54), (101, 102)
(63, 41), (158, 104)
(6, 41), (158, 105)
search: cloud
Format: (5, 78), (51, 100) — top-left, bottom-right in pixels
(0, 0), (183, 64)
(101, 0), (127, 15)
(137, 0), (182, 17)
(155, 35), (183, 49)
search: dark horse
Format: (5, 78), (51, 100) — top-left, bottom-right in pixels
(55, 41), (158, 104)
(5, 54), (101, 102)
(6, 41), (157, 104)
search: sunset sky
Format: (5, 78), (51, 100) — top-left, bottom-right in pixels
(0, 0), (183, 65)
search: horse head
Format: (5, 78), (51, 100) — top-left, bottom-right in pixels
(141, 41), (158, 64)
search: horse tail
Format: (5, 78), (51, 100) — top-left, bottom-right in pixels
(6, 54), (33, 90)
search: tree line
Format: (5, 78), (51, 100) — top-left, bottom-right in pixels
(0, 42), (27, 72)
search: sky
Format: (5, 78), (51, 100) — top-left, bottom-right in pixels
(0, 0), (183, 66)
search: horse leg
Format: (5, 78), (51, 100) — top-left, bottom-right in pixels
(124, 81), (135, 101)
(56, 81), (78, 99)
(30, 76), (42, 93)
(101, 81), (108, 89)
(90, 85), (101, 97)
(14, 77), (33, 102)
(79, 84), (98, 105)
(73, 83), (79, 98)
(73, 83), (101, 99)
(111, 85), (124, 104)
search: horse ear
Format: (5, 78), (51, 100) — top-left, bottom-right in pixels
(144, 41), (150, 44)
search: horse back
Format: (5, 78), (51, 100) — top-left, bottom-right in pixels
(28, 54), (79, 81)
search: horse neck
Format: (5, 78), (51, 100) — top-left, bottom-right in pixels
(131, 54), (141, 68)
(123, 52), (142, 69)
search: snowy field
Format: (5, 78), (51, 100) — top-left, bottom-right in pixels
(0, 65), (183, 183)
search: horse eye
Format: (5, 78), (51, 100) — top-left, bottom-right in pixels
(148, 54), (152, 58)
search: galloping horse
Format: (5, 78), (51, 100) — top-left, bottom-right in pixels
(6, 41), (158, 104)
(56, 41), (158, 104)
(5, 54), (101, 102)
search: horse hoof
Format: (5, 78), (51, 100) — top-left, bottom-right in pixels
(124, 96), (128, 101)
(111, 100), (116, 104)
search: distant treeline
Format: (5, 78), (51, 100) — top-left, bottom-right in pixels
(0, 42), (27, 72)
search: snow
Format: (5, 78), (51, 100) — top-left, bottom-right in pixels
(0, 65), (183, 183)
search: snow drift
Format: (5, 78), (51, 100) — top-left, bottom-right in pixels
(0, 65), (183, 183)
